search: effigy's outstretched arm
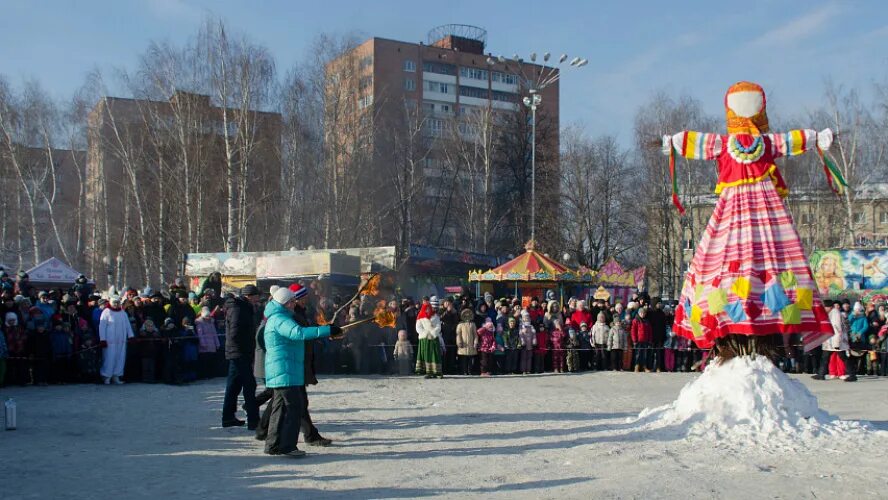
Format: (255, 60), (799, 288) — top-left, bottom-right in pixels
(766, 128), (833, 158)
(661, 131), (723, 160)
(659, 131), (721, 214)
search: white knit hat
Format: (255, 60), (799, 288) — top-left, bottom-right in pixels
(272, 287), (294, 305)
(269, 285), (280, 295)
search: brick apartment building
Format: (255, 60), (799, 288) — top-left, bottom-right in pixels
(327, 25), (560, 253)
(0, 147), (85, 270)
(85, 91), (281, 286)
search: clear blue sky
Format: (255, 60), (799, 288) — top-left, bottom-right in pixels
(2, 0), (886, 143)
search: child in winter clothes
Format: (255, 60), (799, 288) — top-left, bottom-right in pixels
(477, 318), (497, 376)
(28, 323), (52, 385)
(493, 325), (506, 374)
(533, 324), (549, 374)
(502, 317), (520, 374)
(393, 330), (414, 375)
(880, 325), (888, 377)
(578, 322), (593, 371)
(591, 312), (610, 371)
(49, 320), (74, 383)
(195, 308), (220, 379)
(456, 308), (479, 375)
(608, 319), (628, 371)
(4, 312), (28, 385)
(867, 335), (880, 376)
(161, 318), (183, 384)
(138, 319), (160, 382)
(518, 311), (536, 374)
(550, 320), (566, 373)
(631, 307), (653, 372)
(0, 320), (6, 386)
(180, 317), (199, 383)
(663, 324), (676, 372)
(566, 327), (580, 372)
(76, 331), (100, 382)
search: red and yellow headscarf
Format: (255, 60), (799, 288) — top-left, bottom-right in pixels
(724, 81), (769, 135)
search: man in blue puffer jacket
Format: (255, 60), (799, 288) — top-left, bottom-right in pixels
(263, 286), (340, 457)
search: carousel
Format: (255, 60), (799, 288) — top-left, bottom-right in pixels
(468, 241), (594, 303)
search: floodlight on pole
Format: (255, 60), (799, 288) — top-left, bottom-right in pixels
(485, 49), (588, 244)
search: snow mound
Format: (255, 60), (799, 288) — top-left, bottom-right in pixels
(634, 355), (875, 449)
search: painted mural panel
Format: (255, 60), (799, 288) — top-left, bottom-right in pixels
(810, 249), (888, 296)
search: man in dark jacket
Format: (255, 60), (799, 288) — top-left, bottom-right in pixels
(397, 299), (418, 346)
(648, 301), (668, 372)
(439, 297), (459, 374)
(222, 284), (261, 428)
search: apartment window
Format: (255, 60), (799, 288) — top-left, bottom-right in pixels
(422, 61), (456, 75)
(684, 239), (694, 250)
(491, 90), (517, 103)
(492, 71), (518, 85)
(459, 86), (488, 99)
(403, 99), (417, 110)
(459, 105), (480, 117)
(403, 59), (416, 72)
(458, 122), (479, 137)
(880, 211), (888, 224)
(359, 55), (373, 69)
(424, 80), (451, 94)
(427, 118), (446, 137)
(359, 76), (372, 90)
(800, 213), (812, 225)
(459, 67), (488, 80)
(853, 212), (865, 224)
(404, 78), (415, 91)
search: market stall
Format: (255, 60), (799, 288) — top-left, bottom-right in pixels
(573, 258), (646, 304)
(25, 257), (92, 289)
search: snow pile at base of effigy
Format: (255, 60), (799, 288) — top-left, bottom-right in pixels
(633, 355), (878, 450)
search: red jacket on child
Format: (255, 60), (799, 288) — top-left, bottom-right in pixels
(534, 330), (549, 355)
(631, 318), (652, 344)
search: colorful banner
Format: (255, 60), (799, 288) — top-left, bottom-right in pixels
(810, 249), (888, 297)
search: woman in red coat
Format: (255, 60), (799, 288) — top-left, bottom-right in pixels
(570, 300), (593, 330)
(631, 307), (653, 372)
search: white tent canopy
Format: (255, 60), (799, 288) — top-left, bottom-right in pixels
(25, 257), (84, 284)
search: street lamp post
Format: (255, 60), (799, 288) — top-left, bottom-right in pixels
(487, 52), (587, 244)
(115, 255), (123, 290)
(102, 256), (113, 291)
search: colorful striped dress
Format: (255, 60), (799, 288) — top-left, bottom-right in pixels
(666, 130), (834, 350)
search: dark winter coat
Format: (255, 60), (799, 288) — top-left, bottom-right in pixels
(224, 295), (258, 360)
(50, 328), (73, 359)
(440, 308), (459, 347)
(397, 306), (418, 345)
(648, 308), (667, 347)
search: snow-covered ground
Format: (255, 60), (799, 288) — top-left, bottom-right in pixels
(2, 371), (887, 499)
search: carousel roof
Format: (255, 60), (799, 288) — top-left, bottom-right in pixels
(468, 241), (594, 282)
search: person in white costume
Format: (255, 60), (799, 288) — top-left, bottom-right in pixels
(99, 297), (135, 384)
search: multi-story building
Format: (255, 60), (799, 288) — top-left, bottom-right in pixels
(0, 147), (85, 270)
(326, 25), (560, 254)
(86, 91), (281, 287)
